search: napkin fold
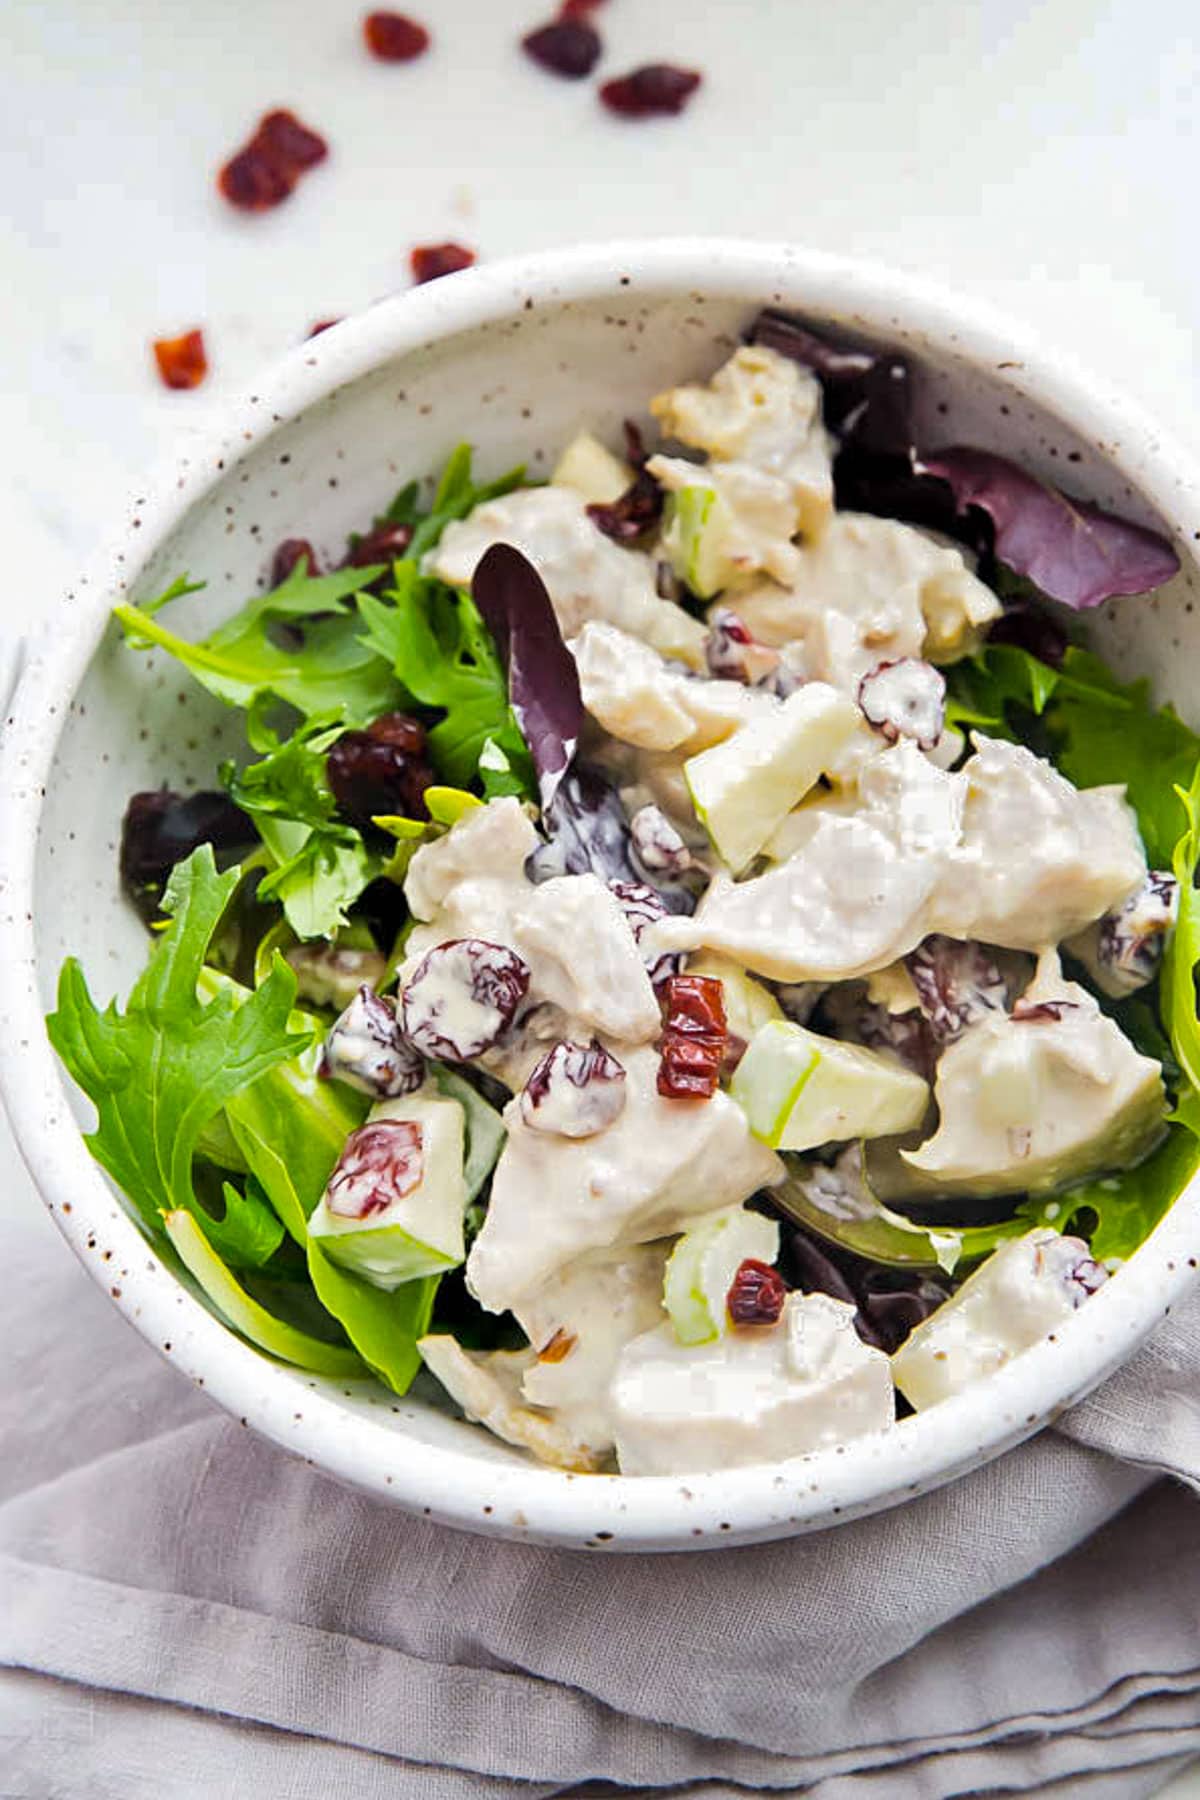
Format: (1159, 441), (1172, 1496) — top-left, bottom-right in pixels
(3, 1204), (1199, 1799)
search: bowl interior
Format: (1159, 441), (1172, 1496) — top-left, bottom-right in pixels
(23, 249), (1200, 1547)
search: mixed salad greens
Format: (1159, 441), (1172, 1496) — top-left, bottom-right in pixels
(48, 310), (1200, 1477)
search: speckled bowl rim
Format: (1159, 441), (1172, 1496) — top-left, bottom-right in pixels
(4, 238), (1200, 1552)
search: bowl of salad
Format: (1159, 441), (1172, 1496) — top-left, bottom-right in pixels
(5, 239), (1200, 1550)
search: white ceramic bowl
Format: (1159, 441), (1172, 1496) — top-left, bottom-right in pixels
(4, 239), (1200, 1551)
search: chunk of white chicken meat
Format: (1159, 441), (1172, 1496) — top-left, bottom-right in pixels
(402, 799), (660, 1058)
(649, 345), (835, 541)
(648, 741), (967, 983)
(928, 736), (1146, 951)
(891, 1229), (1106, 1410)
(514, 1241), (671, 1460)
(896, 951), (1166, 1200)
(572, 619), (775, 754)
(467, 1048), (783, 1314)
(427, 484), (707, 666)
(611, 1292), (894, 1476)
(649, 453), (804, 593)
(416, 1339), (607, 1473)
(732, 512), (1002, 690)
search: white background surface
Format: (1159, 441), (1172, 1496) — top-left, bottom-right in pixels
(3, 0), (1199, 1788)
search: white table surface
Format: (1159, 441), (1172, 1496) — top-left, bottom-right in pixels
(3, 0), (1199, 1788)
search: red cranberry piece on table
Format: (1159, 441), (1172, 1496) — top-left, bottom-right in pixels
(727, 1258), (787, 1327)
(325, 1119), (425, 1217)
(307, 316), (343, 339)
(401, 939), (531, 1061)
(599, 65), (702, 118)
(363, 10), (430, 60)
(217, 110), (328, 212)
(327, 713), (433, 828)
(522, 18), (602, 79)
(410, 242), (477, 284)
(270, 538), (319, 585)
(153, 329), (207, 391)
(560, 0), (606, 14)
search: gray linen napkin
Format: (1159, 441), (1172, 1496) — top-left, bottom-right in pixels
(4, 1201), (1200, 1800)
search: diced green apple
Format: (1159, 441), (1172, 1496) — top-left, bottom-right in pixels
(662, 484), (733, 599)
(731, 1018), (930, 1152)
(551, 431), (634, 506)
(308, 1089), (468, 1289)
(684, 684), (860, 873)
(663, 1205), (780, 1346)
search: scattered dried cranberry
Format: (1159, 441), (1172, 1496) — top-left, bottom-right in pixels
(608, 878), (681, 983)
(307, 317), (343, 339)
(727, 1258), (787, 1327)
(401, 939), (531, 1060)
(857, 657), (945, 749)
(521, 1038), (627, 1137)
(657, 973), (727, 1100)
(320, 984), (425, 1097)
(218, 109), (328, 211)
(522, 17), (602, 79)
(1011, 997), (1079, 1023)
(905, 936), (1008, 1043)
(363, 10), (430, 60)
(325, 1118), (424, 1218)
(344, 519), (414, 568)
(586, 456), (663, 542)
(411, 242), (476, 284)
(629, 804), (691, 877)
(120, 789), (255, 922)
(599, 64), (701, 118)
(1094, 871), (1178, 995)
(270, 538), (319, 586)
(152, 329), (207, 391)
(327, 713), (433, 829)
(704, 607), (782, 686)
(560, 0), (606, 14)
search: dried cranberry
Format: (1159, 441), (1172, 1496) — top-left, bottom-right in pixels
(727, 1258), (787, 1327)
(218, 109), (328, 211)
(363, 10), (430, 60)
(522, 17), (601, 77)
(270, 538), (319, 586)
(152, 329), (207, 392)
(344, 519), (414, 568)
(521, 1038), (627, 1137)
(629, 804), (691, 877)
(858, 657), (945, 749)
(219, 144), (295, 210)
(411, 242), (476, 284)
(325, 1118), (424, 1218)
(586, 461), (663, 542)
(1011, 997), (1079, 1023)
(657, 973), (727, 1100)
(704, 607), (782, 686)
(599, 64), (701, 118)
(401, 939), (531, 1061)
(1094, 871), (1178, 995)
(560, 0), (606, 14)
(608, 878), (682, 983)
(307, 317), (343, 338)
(986, 603), (1068, 669)
(320, 984), (424, 1098)
(905, 936), (1008, 1043)
(258, 109), (327, 169)
(327, 714), (433, 829)
(120, 789), (255, 922)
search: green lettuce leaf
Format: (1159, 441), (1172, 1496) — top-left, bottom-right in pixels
(114, 560), (401, 729)
(1018, 1125), (1200, 1264)
(47, 846), (310, 1238)
(401, 442), (526, 563)
(307, 1243), (437, 1394)
(1162, 761), (1200, 1096)
(196, 1175), (286, 1270)
(358, 565), (534, 791)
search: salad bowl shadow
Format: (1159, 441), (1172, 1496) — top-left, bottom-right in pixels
(4, 238), (1200, 1551)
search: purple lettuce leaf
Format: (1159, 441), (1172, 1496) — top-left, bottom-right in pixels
(471, 543), (582, 812)
(747, 308), (913, 456)
(919, 446), (1179, 610)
